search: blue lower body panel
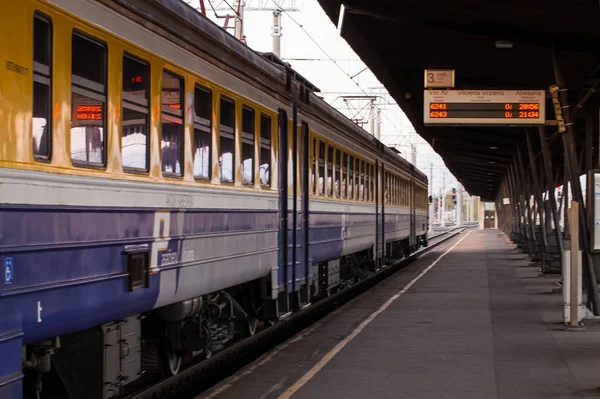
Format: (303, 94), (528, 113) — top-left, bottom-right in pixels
(0, 205), (278, 346)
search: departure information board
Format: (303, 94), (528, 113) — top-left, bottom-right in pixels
(424, 89), (546, 126)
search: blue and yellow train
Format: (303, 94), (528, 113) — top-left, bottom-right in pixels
(0, 0), (429, 397)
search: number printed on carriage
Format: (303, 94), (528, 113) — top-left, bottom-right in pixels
(166, 193), (193, 208)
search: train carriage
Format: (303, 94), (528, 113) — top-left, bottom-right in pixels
(0, 0), (429, 398)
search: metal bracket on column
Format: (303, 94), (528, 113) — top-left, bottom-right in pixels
(548, 85), (566, 134)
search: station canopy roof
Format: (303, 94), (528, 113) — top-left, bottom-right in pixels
(316, 0), (600, 200)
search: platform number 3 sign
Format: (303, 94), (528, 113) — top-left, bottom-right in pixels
(5, 258), (13, 284)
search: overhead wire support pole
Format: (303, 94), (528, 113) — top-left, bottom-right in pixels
(429, 163), (433, 232)
(272, 9), (282, 56)
(234, 0), (244, 39)
(441, 173), (446, 228)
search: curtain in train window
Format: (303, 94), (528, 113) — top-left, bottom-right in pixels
(327, 145), (333, 197)
(335, 148), (341, 198)
(348, 156), (354, 200)
(193, 86), (212, 180)
(220, 97), (235, 183)
(260, 114), (271, 186)
(311, 137), (316, 194)
(342, 152), (348, 199)
(318, 141), (325, 196)
(242, 107), (255, 185)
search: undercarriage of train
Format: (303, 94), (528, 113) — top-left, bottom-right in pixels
(22, 235), (427, 399)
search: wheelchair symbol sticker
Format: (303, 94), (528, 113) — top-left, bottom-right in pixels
(5, 258), (13, 284)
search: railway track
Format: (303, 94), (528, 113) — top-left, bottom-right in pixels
(126, 227), (469, 399)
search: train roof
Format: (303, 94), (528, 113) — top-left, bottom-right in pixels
(100, 0), (427, 184)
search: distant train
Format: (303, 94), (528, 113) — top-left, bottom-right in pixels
(0, 0), (429, 397)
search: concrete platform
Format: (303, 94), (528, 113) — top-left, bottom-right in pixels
(198, 230), (600, 399)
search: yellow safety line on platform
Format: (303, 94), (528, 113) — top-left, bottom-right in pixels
(277, 229), (474, 399)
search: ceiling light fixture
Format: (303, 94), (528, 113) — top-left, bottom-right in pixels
(495, 40), (513, 49)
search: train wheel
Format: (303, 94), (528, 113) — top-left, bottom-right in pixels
(158, 339), (182, 377)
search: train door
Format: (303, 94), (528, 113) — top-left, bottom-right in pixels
(300, 122), (311, 305)
(277, 109), (290, 315)
(277, 107), (309, 316)
(375, 161), (383, 268)
(380, 163), (386, 264)
(409, 167), (416, 251)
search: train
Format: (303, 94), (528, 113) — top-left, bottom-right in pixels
(0, 0), (429, 397)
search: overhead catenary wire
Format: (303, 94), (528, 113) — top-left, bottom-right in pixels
(270, 0), (421, 152)
(270, 0), (371, 93)
(262, 1), (458, 187)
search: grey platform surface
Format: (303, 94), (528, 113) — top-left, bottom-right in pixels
(199, 230), (600, 399)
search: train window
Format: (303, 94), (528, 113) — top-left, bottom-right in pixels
(327, 145), (333, 197)
(354, 158), (360, 201)
(385, 174), (389, 204)
(122, 54), (149, 172)
(193, 85), (212, 180)
(369, 164), (377, 202)
(399, 179), (403, 205)
(260, 114), (271, 187)
(335, 148), (341, 198)
(342, 152), (348, 199)
(33, 14), (52, 161)
(355, 159), (360, 201)
(356, 160), (362, 201)
(71, 31), (106, 167)
(311, 138), (316, 194)
(360, 161), (365, 201)
(365, 163), (369, 202)
(242, 107), (255, 185)
(348, 156), (354, 200)
(400, 179), (405, 206)
(399, 178), (402, 205)
(161, 70), (184, 176)
(367, 164), (371, 201)
(220, 97), (235, 183)
(318, 140), (325, 196)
